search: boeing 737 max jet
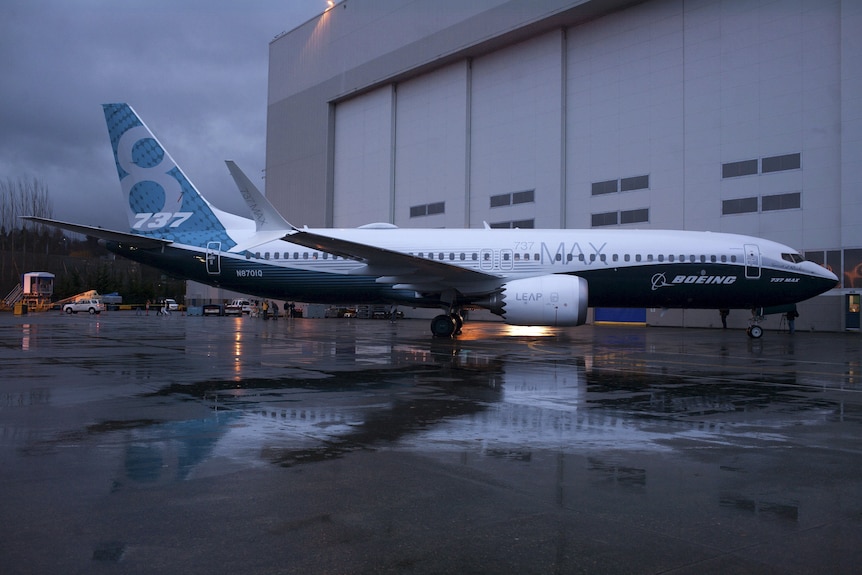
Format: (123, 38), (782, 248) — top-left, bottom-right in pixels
(25, 104), (838, 338)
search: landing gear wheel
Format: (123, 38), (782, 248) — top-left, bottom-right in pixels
(450, 313), (463, 335)
(431, 314), (457, 338)
(747, 325), (763, 339)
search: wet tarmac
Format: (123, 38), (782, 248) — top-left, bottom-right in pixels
(2, 311), (861, 574)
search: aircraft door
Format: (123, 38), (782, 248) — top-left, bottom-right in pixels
(744, 244), (761, 279)
(480, 249), (494, 271)
(500, 249), (513, 271)
(206, 241), (221, 275)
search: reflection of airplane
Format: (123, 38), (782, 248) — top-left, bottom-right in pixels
(25, 104), (837, 338)
(80, 336), (829, 482)
(126, 351), (505, 474)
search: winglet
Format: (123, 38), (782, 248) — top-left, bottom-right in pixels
(226, 160), (293, 232)
(225, 160), (293, 252)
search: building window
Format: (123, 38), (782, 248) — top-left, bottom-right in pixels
(490, 193), (510, 208)
(721, 192), (801, 215)
(761, 153), (801, 173)
(620, 175), (649, 192)
(512, 190), (534, 205)
(723, 153), (801, 178)
(761, 192), (801, 211)
(591, 179), (618, 196)
(427, 201), (444, 215)
(722, 197), (758, 215)
(490, 219), (535, 229)
(804, 251), (824, 265)
(591, 211), (619, 227)
(490, 190), (535, 208)
(592, 175), (648, 195)
(588, 209), (649, 227)
(722, 159), (759, 178)
(620, 208), (649, 224)
(410, 201), (445, 218)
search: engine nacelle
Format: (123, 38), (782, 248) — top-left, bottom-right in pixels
(484, 274), (588, 327)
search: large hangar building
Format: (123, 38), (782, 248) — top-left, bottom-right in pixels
(264, 0), (861, 330)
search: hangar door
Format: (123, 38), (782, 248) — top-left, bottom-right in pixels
(333, 87), (393, 227)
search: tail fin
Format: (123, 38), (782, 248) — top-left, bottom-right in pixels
(102, 103), (237, 250)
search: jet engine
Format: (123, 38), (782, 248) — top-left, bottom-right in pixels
(483, 274), (588, 326)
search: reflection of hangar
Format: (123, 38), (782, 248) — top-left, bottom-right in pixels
(266, 0), (862, 331)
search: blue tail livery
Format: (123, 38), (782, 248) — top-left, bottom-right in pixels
(102, 103), (243, 250)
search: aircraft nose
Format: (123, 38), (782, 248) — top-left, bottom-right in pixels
(802, 261), (839, 291)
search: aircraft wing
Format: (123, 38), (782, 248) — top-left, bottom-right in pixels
(224, 160), (500, 294)
(21, 217), (172, 249)
(286, 229), (502, 294)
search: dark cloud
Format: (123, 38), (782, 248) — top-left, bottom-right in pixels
(1, 0), (321, 229)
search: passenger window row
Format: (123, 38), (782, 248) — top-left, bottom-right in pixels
(246, 251), (344, 261)
(408, 252), (740, 264)
(246, 250), (740, 265)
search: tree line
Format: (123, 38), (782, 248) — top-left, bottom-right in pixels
(1, 178), (185, 304)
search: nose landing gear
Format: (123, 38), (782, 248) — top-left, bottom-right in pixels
(747, 324), (763, 338)
(747, 310), (764, 338)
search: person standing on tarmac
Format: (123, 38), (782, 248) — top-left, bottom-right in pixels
(786, 308), (799, 334)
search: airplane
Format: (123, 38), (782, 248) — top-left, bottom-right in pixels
(24, 103), (838, 339)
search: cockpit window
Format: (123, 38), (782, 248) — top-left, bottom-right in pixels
(782, 253), (804, 263)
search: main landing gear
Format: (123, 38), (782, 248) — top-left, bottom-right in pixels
(430, 311), (464, 338)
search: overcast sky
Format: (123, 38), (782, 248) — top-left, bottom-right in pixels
(1, 0), (324, 230)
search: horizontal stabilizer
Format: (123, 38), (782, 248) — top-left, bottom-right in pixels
(21, 217), (172, 249)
